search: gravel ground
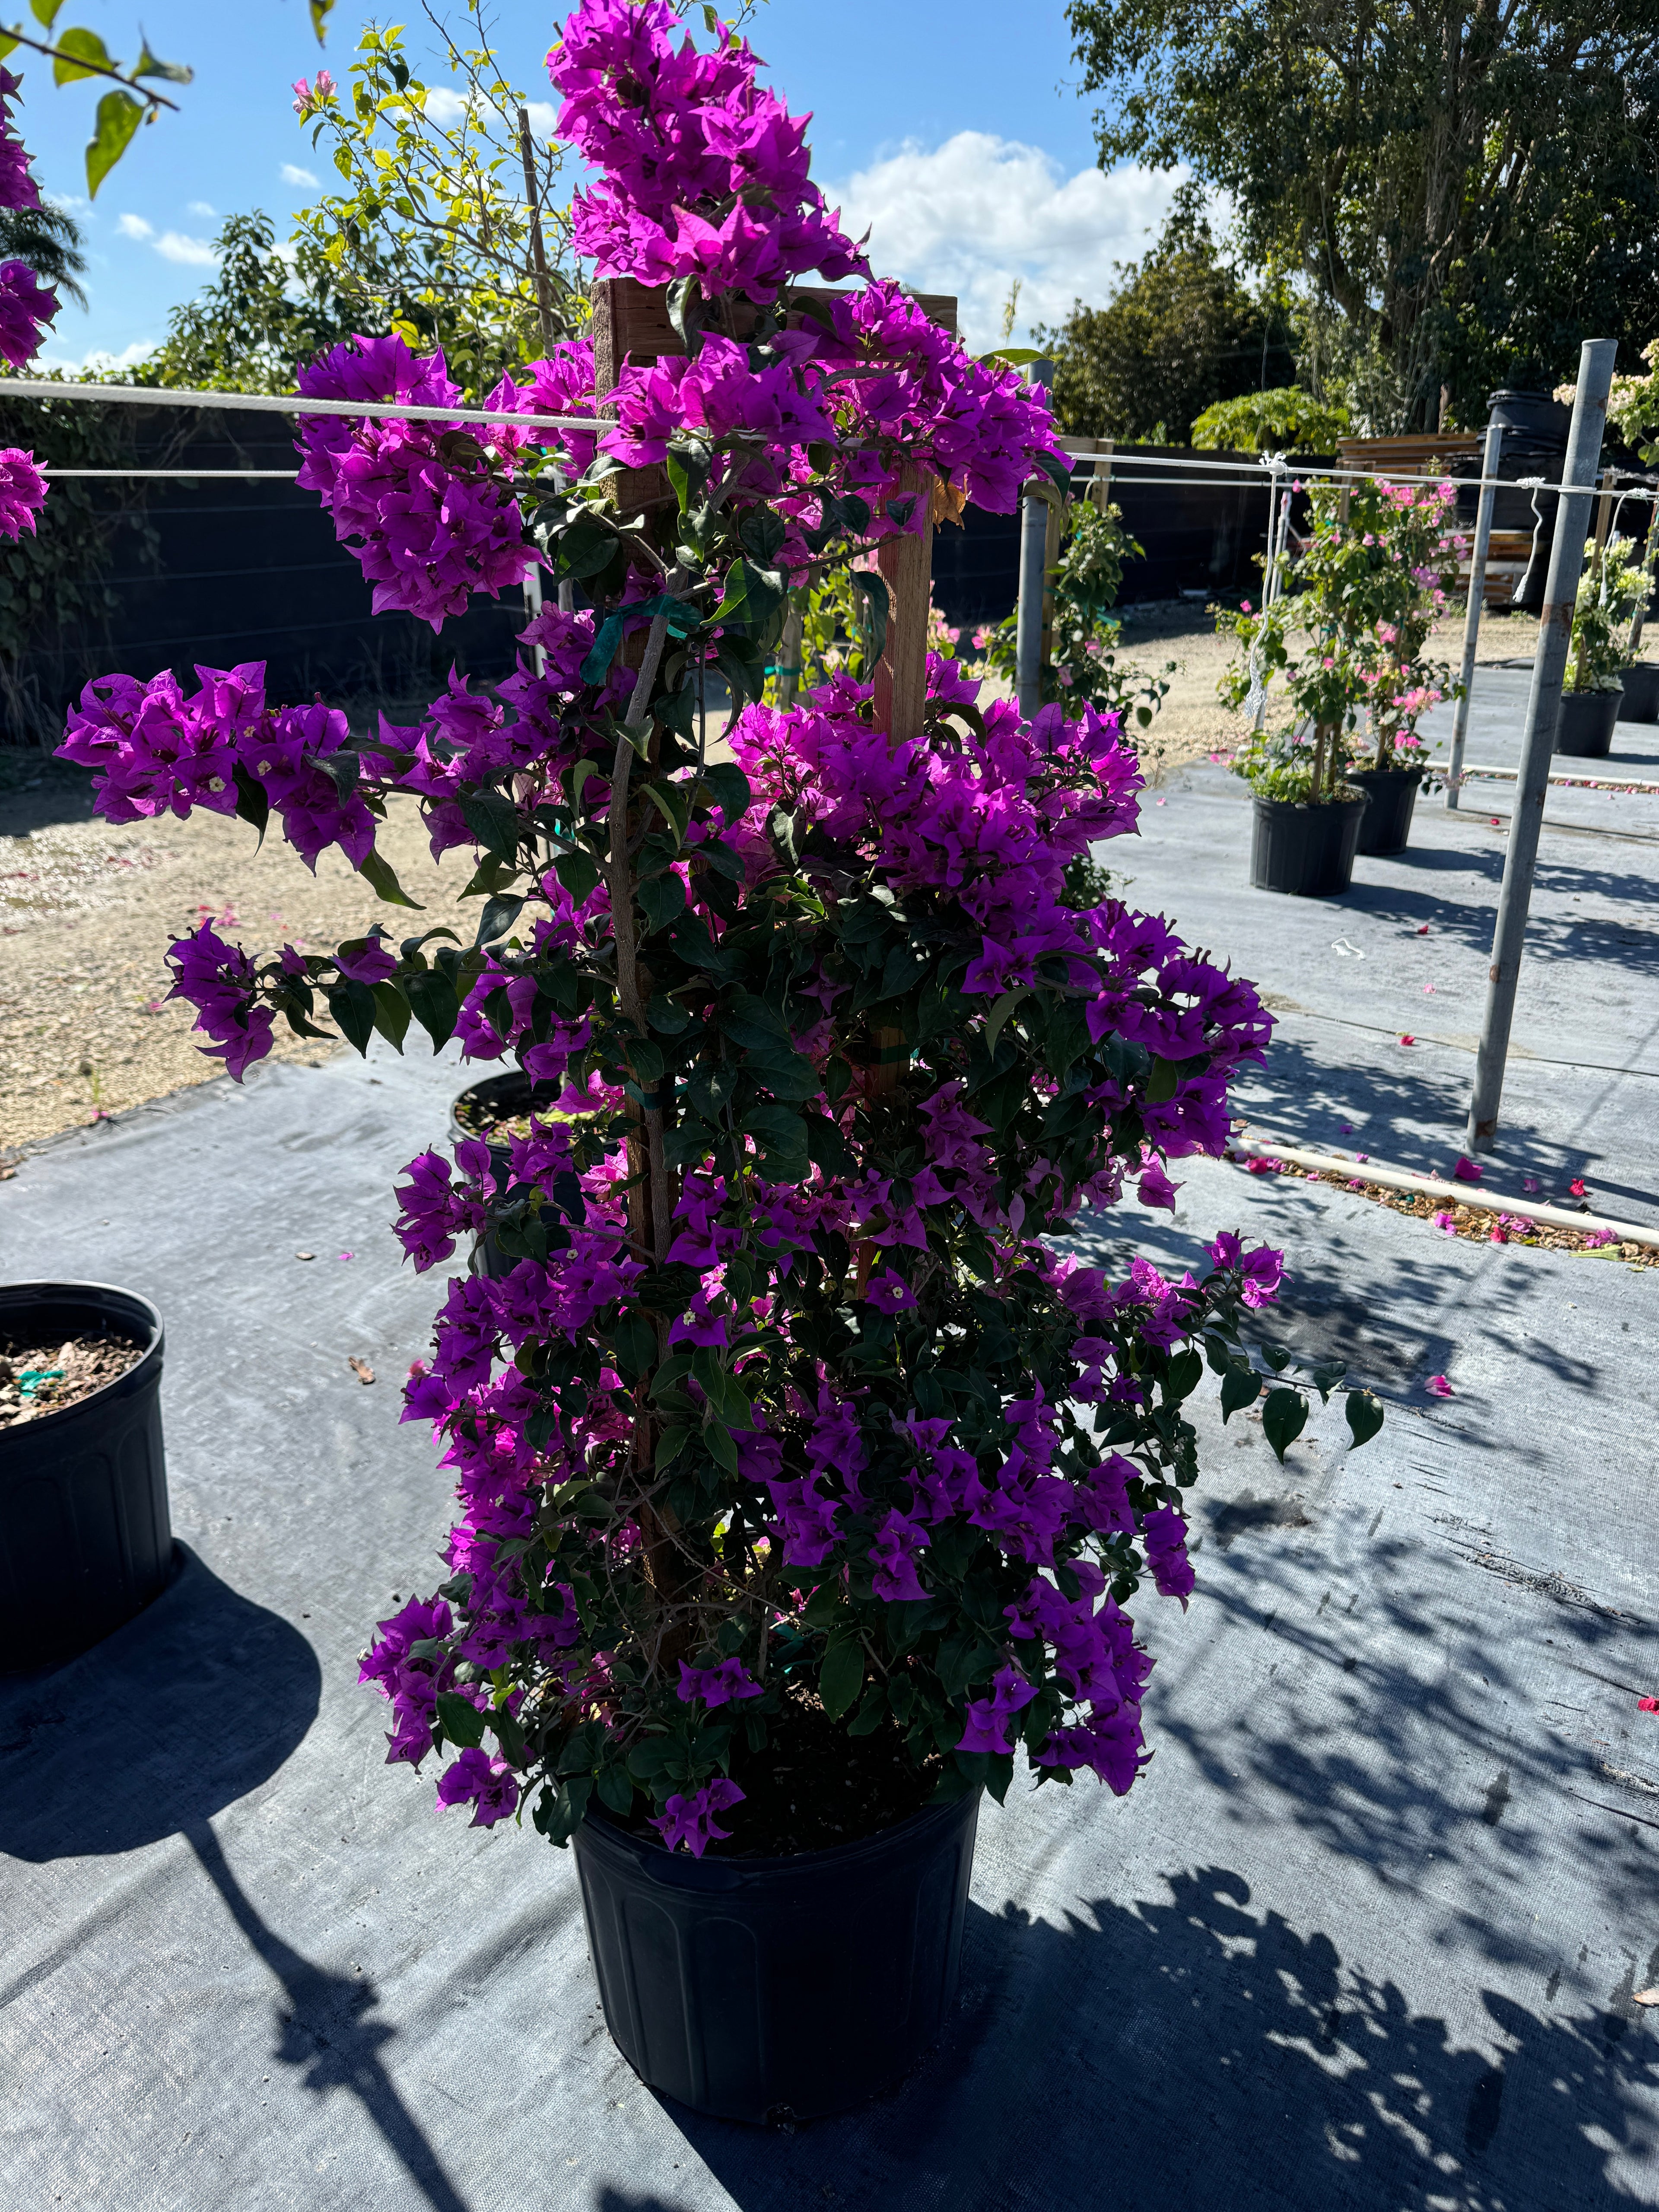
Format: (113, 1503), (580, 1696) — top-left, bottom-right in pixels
(0, 604), (1557, 1157)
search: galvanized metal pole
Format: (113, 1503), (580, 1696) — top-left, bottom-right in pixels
(1015, 492), (1048, 718)
(1446, 420), (1503, 810)
(1014, 359), (1054, 722)
(1467, 339), (1617, 1152)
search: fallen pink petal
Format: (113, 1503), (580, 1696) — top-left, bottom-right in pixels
(1453, 1157), (1482, 1183)
(1426, 1374), (1454, 1398)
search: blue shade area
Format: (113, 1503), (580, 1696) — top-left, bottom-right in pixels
(12, 0), (1109, 365)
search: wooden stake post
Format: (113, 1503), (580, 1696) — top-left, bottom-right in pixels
(586, 272), (958, 1163)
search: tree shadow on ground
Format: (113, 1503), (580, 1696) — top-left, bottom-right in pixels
(184, 1820), (474, 2212)
(638, 1869), (1656, 2212)
(1224, 1028), (1659, 1212)
(0, 752), (98, 834)
(1066, 1173), (1611, 1424)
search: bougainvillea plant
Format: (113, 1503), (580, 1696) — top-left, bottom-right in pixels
(1220, 477), (1463, 800)
(0, 65), (56, 546)
(59, 0), (1382, 1857)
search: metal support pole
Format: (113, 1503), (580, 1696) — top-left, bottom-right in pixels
(1466, 339), (1617, 1152)
(1015, 490), (1048, 719)
(1446, 421), (1503, 809)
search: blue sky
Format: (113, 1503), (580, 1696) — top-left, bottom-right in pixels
(17, 1), (1177, 365)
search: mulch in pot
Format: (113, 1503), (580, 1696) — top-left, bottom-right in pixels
(0, 1324), (144, 1429)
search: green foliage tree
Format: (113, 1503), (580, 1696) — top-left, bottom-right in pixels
(1065, 0), (1659, 429)
(1189, 386), (1349, 453)
(291, 6), (584, 399)
(0, 197), (85, 306)
(131, 211), (365, 395)
(1035, 188), (1292, 443)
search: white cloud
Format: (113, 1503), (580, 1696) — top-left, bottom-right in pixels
(422, 82), (557, 141)
(37, 340), (157, 377)
(421, 85), (471, 128)
(188, 200), (218, 219)
(153, 231), (219, 267)
(821, 132), (1194, 354)
(280, 162), (318, 189)
(116, 212), (154, 242)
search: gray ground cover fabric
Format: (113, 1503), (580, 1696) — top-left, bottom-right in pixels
(1143, 667), (1659, 1224)
(3, 661), (1657, 2209)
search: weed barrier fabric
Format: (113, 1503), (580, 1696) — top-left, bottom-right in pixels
(3, 835), (1658, 2207)
(1137, 666), (1659, 1225)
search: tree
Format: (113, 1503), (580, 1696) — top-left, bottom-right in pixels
(1035, 188), (1293, 443)
(1065, 0), (1659, 429)
(291, 5), (584, 399)
(0, 200), (87, 308)
(132, 212), (365, 394)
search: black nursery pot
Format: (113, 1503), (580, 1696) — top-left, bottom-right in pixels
(449, 1070), (551, 1280)
(1618, 664), (1659, 724)
(1554, 686), (1623, 759)
(1348, 766), (1424, 857)
(1249, 794), (1369, 897)
(0, 1282), (169, 1670)
(573, 1787), (982, 2123)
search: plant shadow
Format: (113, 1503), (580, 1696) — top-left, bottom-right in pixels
(646, 1869), (1656, 2211)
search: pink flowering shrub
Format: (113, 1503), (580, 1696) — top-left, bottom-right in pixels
(58, 0), (1382, 1858)
(1222, 478), (1463, 800)
(0, 67), (51, 535)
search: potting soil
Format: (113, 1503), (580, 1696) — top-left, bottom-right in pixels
(0, 1325), (143, 1428)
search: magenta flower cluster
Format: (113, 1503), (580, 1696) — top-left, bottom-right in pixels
(550, 0), (866, 299)
(0, 67), (51, 534)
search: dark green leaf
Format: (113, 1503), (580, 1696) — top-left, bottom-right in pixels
(1163, 1348), (1203, 1402)
(1344, 1389), (1385, 1447)
(359, 847), (423, 910)
(475, 893), (525, 947)
(849, 571), (889, 665)
(1261, 1386), (1309, 1464)
(595, 1764), (634, 1815)
(369, 982), (410, 1052)
(1219, 1367), (1262, 1423)
(404, 968), (459, 1049)
(553, 845), (601, 902)
(434, 1691), (485, 1749)
(324, 980), (377, 1057)
(232, 762), (269, 845)
(1146, 1056), (1180, 1104)
(818, 1635), (864, 1721)
(639, 872), (686, 933)
(697, 763), (751, 820)
(461, 792), (521, 863)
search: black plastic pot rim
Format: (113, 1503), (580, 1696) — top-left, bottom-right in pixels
(581, 1784), (981, 1884)
(1249, 791), (1370, 813)
(0, 1281), (162, 1441)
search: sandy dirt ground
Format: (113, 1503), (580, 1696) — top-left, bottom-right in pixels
(0, 604), (1564, 1155)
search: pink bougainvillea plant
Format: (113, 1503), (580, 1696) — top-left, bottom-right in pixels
(0, 64), (57, 543)
(58, 0), (1381, 1856)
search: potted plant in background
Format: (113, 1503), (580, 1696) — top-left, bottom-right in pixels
(57, 0), (1384, 2124)
(1557, 534), (1647, 757)
(1219, 477), (1462, 881)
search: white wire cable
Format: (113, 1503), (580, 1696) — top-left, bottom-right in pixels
(1, 375), (597, 435)
(5, 378), (1646, 499)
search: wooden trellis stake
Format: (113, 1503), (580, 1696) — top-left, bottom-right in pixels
(588, 274), (958, 743)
